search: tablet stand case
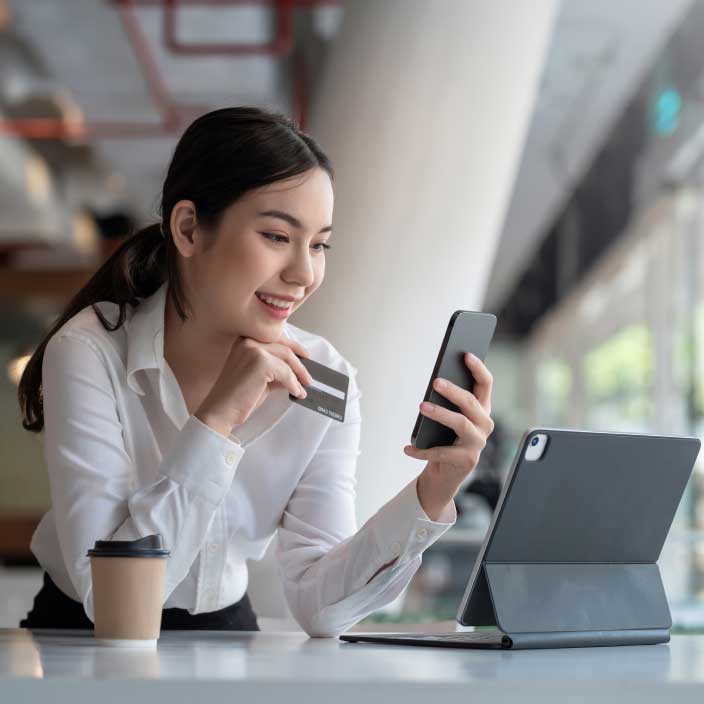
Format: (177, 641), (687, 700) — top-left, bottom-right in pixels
(464, 562), (671, 649)
(458, 428), (700, 649)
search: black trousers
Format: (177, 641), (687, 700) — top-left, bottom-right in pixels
(20, 572), (259, 631)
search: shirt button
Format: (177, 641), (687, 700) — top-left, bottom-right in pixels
(416, 527), (429, 541)
(208, 543), (219, 554)
(225, 452), (236, 466)
(390, 541), (401, 555)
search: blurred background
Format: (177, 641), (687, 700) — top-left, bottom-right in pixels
(1, 0), (703, 633)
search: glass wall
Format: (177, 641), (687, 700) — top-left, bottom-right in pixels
(528, 186), (704, 621)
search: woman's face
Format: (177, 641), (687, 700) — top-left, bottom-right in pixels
(179, 167), (334, 342)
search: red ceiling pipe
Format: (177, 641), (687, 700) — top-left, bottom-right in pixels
(124, 0), (339, 57)
(0, 0), (188, 139)
(164, 0), (295, 57)
(291, 51), (307, 129)
(119, 0), (181, 128)
(0, 119), (178, 139)
(0, 0), (337, 139)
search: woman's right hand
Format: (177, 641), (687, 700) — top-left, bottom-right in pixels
(195, 335), (314, 437)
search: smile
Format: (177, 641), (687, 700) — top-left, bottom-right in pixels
(255, 293), (294, 319)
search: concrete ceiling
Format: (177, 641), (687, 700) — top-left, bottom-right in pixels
(6, 0), (341, 223)
(484, 0), (694, 313)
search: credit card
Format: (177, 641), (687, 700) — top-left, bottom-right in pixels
(288, 355), (349, 423)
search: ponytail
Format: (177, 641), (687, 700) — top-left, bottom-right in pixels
(18, 223), (169, 433)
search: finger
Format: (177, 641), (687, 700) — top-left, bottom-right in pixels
(403, 443), (480, 468)
(283, 347), (315, 388)
(431, 378), (493, 433)
(282, 337), (311, 359)
(263, 347), (308, 398)
(419, 402), (487, 449)
(464, 353), (493, 411)
(418, 400), (475, 439)
(274, 358), (308, 399)
(269, 344), (314, 387)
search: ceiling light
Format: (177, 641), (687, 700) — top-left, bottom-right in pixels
(6, 354), (31, 386)
(24, 153), (51, 205)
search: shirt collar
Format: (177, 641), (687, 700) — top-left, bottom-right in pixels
(125, 282), (168, 396)
(125, 281), (296, 445)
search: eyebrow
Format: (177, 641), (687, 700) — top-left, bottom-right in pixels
(257, 209), (333, 234)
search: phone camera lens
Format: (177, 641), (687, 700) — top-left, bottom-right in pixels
(530, 436), (539, 446)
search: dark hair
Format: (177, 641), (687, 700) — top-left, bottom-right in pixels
(18, 106), (334, 433)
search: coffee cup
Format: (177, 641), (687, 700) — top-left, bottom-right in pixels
(87, 534), (170, 648)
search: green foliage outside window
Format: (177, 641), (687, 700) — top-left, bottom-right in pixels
(673, 302), (704, 420)
(536, 358), (572, 425)
(583, 323), (655, 425)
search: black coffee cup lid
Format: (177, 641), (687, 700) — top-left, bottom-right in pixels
(87, 534), (170, 558)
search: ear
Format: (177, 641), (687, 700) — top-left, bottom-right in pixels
(169, 200), (199, 258)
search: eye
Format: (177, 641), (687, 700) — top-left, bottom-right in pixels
(260, 232), (288, 244)
(260, 232), (332, 252)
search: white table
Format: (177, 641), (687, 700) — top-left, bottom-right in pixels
(1, 625), (703, 703)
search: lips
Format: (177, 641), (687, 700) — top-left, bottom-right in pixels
(255, 293), (293, 319)
(256, 291), (302, 302)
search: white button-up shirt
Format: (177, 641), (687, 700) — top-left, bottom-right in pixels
(31, 282), (456, 637)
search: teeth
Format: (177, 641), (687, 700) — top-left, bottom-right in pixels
(256, 293), (291, 309)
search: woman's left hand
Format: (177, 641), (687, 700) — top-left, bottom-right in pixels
(403, 352), (494, 521)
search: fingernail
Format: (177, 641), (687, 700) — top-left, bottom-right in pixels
(466, 352), (475, 360)
(435, 378), (446, 388)
(299, 387), (307, 398)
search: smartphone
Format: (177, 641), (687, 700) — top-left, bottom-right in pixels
(411, 310), (496, 450)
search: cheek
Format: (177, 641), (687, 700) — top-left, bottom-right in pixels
(210, 238), (261, 284)
(311, 261), (326, 291)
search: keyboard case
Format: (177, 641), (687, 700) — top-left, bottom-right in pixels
(458, 428), (700, 649)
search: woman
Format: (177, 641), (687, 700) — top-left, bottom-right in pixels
(17, 107), (495, 637)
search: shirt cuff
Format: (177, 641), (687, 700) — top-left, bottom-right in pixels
(160, 414), (245, 505)
(369, 477), (457, 570)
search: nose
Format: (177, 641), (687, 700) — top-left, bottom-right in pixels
(283, 244), (316, 288)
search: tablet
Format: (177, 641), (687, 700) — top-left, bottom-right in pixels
(458, 427), (701, 632)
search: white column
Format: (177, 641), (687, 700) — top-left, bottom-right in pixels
(293, 0), (557, 522)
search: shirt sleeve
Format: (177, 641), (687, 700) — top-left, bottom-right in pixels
(41, 332), (245, 623)
(275, 365), (457, 638)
